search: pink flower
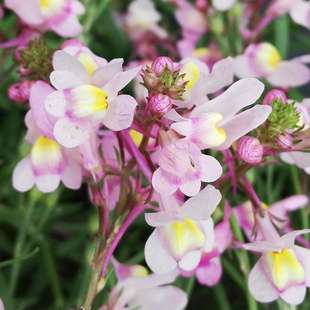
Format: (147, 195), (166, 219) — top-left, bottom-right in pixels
(244, 215), (310, 305)
(152, 140), (222, 196)
(102, 271), (187, 310)
(5, 0), (85, 37)
(12, 81), (82, 193)
(44, 49), (141, 148)
(169, 78), (271, 150)
(144, 185), (221, 274)
(234, 42), (310, 88)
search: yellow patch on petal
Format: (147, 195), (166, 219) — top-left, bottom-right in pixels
(199, 113), (227, 147)
(78, 53), (98, 76)
(39, 0), (64, 16)
(181, 62), (200, 92)
(130, 129), (143, 147)
(261, 203), (269, 209)
(266, 249), (305, 290)
(71, 85), (108, 118)
(162, 218), (205, 258)
(256, 43), (281, 73)
(31, 136), (63, 168)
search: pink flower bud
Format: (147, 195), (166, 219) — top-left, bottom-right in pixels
(276, 132), (293, 150)
(237, 136), (263, 165)
(8, 81), (33, 103)
(149, 94), (173, 115)
(151, 56), (175, 74)
(263, 89), (287, 105)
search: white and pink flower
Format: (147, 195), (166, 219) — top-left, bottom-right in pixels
(5, 0), (85, 37)
(152, 140), (222, 196)
(169, 78), (271, 150)
(44, 47), (141, 148)
(245, 215), (310, 305)
(234, 42), (310, 88)
(13, 81), (82, 193)
(145, 185), (221, 274)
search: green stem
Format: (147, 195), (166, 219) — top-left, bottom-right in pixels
(230, 215), (258, 310)
(214, 284), (231, 310)
(9, 191), (38, 296)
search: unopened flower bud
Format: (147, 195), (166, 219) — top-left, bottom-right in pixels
(151, 56), (175, 74)
(149, 94), (173, 115)
(276, 132), (293, 150)
(237, 136), (263, 165)
(8, 81), (33, 103)
(263, 89), (287, 105)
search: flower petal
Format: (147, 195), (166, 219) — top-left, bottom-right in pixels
(218, 105), (272, 150)
(52, 50), (88, 83)
(295, 246), (310, 287)
(178, 250), (202, 272)
(50, 15), (83, 37)
(12, 157), (35, 192)
(145, 211), (178, 227)
(50, 71), (85, 90)
(5, 0), (43, 25)
(196, 257), (222, 286)
(54, 118), (89, 148)
(92, 59), (124, 87)
(290, 1), (310, 30)
(280, 285), (306, 305)
(192, 78), (265, 119)
(182, 185), (221, 220)
(267, 61), (310, 87)
(200, 154), (223, 182)
(180, 180), (201, 197)
(61, 160), (82, 190)
(205, 57), (234, 93)
(144, 230), (177, 274)
(152, 169), (179, 195)
(35, 174), (61, 193)
(29, 81), (55, 137)
(248, 258), (279, 303)
(102, 95), (137, 131)
(212, 0), (236, 11)
(104, 66), (142, 98)
(45, 91), (67, 118)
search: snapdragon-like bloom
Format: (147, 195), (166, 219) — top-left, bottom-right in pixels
(152, 140), (222, 196)
(5, 0), (85, 37)
(13, 81), (82, 193)
(125, 0), (167, 40)
(44, 48), (141, 148)
(234, 42), (310, 87)
(145, 185), (221, 274)
(169, 78), (271, 150)
(245, 215), (310, 305)
(102, 271), (187, 310)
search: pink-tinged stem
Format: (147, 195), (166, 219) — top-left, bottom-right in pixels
(223, 150), (237, 194)
(101, 204), (146, 276)
(242, 177), (262, 208)
(120, 130), (153, 182)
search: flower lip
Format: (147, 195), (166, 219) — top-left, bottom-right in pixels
(30, 135), (64, 175)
